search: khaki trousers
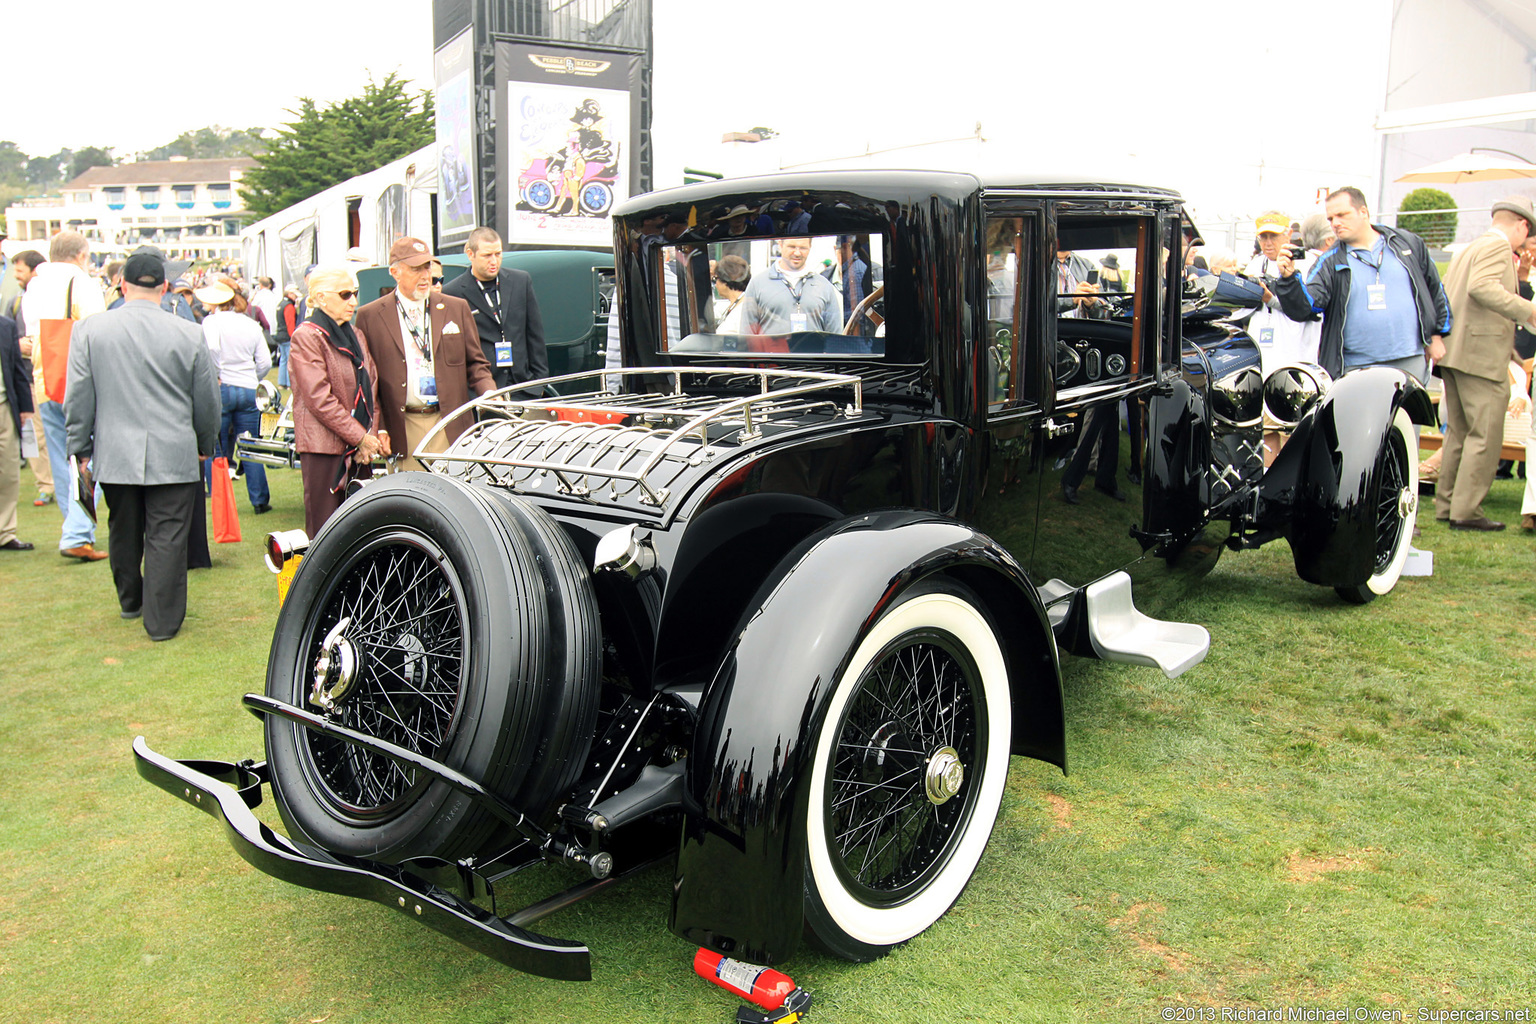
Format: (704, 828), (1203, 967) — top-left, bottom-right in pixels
(28, 378), (52, 493)
(400, 410), (450, 472)
(0, 396), (19, 544)
(1434, 367), (1506, 522)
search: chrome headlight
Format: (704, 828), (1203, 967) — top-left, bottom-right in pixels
(255, 379), (281, 413)
(1262, 363), (1333, 428)
(1211, 365), (1264, 427)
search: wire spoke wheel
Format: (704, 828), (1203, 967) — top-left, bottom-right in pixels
(1370, 428), (1409, 575)
(805, 582), (1011, 960)
(300, 532), (468, 818)
(1336, 407), (1417, 604)
(828, 637), (980, 905)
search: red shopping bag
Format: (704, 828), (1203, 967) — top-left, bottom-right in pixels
(38, 279), (76, 404)
(210, 457), (242, 544)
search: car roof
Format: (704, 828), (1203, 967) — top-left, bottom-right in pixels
(613, 169), (1181, 219)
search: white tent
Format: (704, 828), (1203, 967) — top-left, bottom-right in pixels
(240, 143), (440, 289)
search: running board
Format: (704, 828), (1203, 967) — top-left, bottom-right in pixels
(1081, 572), (1209, 678)
(1048, 571), (1209, 678)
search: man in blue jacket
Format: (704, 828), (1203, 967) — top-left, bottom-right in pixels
(1274, 186), (1450, 382)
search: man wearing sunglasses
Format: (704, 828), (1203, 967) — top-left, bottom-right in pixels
(356, 237), (495, 470)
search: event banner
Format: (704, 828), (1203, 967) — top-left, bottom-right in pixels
(496, 40), (643, 248)
(434, 26), (478, 249)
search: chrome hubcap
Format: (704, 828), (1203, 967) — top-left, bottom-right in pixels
(1398, 487), (1417, 519)
(311, 617), (359, 712)
(925, 746), (965, 805)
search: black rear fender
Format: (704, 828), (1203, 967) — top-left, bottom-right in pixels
(667, 510), (1064, 963)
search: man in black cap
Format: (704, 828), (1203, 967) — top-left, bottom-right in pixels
(64, 250), (220, 640)
(128, 245), (195, 321)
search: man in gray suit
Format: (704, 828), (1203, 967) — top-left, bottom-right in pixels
(64, 252), (220, 641)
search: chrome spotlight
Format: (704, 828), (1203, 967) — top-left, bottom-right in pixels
(1210, 365), (1264, 427)
(1262, 363), (1333, 428)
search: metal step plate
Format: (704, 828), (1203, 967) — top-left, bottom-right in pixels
(1082, 571), (1209, 678)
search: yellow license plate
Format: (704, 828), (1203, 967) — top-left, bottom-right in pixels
(277, 554), (302, 607)
(261, 412), (279, 435)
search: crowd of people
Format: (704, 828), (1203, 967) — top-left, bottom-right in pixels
(1188, 186), (1536, 533)
(0, 224), (546, 641)
(4, 186), (1533, 641)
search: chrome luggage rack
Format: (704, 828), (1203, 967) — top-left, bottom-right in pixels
(416, 366), (865, 517)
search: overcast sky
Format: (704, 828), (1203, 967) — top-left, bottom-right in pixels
(10, 0), (1389, 229)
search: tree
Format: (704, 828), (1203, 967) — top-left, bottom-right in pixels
(1398, 187), (1457, 247)
(70, 146), (114, 179)
(142, 127), (266, 162)
(25, 151), (67, 188)
(239, 72), (434, 219)
(0, 140), (26, 185)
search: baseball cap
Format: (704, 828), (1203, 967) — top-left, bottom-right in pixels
(1254, 212), (1289, 236)
(123, 253), (167, 288)
(129, 244), (191, 282)
(388, 237), (433, 268)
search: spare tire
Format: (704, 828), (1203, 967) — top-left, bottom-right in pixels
(480, 489), (602, 820)
(264, 473), (597, 863)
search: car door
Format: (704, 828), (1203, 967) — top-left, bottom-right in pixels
(1027, 203), (1167, 588)
(970, 204), (1047, 570)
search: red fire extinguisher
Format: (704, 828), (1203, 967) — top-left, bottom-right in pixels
(693, 948), (813, 1022)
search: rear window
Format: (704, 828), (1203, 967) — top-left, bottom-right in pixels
(655, 232), (886, 357)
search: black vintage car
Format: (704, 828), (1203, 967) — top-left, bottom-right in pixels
(136, 170), (1430, 982)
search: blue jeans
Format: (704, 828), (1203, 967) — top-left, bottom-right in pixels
(39, 399), (98, 549)
(277, 341), (291, 388)
(219, 384), (269, 508)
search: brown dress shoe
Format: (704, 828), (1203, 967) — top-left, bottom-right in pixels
(60, 544), (110, 561)
(1448, 518), (1505, 532)
(1522, 514), (1536, 532)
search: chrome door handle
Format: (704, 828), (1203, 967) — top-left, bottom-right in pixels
(1044, 417), (1076, 438)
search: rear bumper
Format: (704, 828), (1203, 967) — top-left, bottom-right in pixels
(132, 736), (593, 981)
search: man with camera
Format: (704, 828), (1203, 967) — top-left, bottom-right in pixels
(1274, 186), (1449, 383)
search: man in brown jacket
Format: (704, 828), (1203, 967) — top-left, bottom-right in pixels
(355, 237), (495, 470)
(1434, 196), (1536, 531)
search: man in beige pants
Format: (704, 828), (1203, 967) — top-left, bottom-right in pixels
(1436, 197), (1536, 531)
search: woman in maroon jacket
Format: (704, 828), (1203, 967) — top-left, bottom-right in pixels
(288, 266), (388, 537)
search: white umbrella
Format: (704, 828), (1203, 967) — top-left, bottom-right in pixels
(1397, 152), (1536, 184)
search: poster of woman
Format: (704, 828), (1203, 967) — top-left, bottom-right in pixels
(508, 84), (628, 247)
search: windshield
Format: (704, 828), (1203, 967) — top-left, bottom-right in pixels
(655, 232), (886, 356)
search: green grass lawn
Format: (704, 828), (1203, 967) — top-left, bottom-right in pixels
(2, 465), (1534, 1023)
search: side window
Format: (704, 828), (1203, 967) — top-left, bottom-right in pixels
(1054, 215), (1155, 394)
(985, 215), (1033, 409)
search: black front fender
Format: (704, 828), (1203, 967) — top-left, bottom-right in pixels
(668, 510), (1064, 963)
(1263, 366), (1432, 587)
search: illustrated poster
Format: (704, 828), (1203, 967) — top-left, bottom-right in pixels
(434, 27), (477, 247)
(507, 83), (628, 247)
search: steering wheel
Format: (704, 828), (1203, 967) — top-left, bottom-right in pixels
(843, 284), (885, 334)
